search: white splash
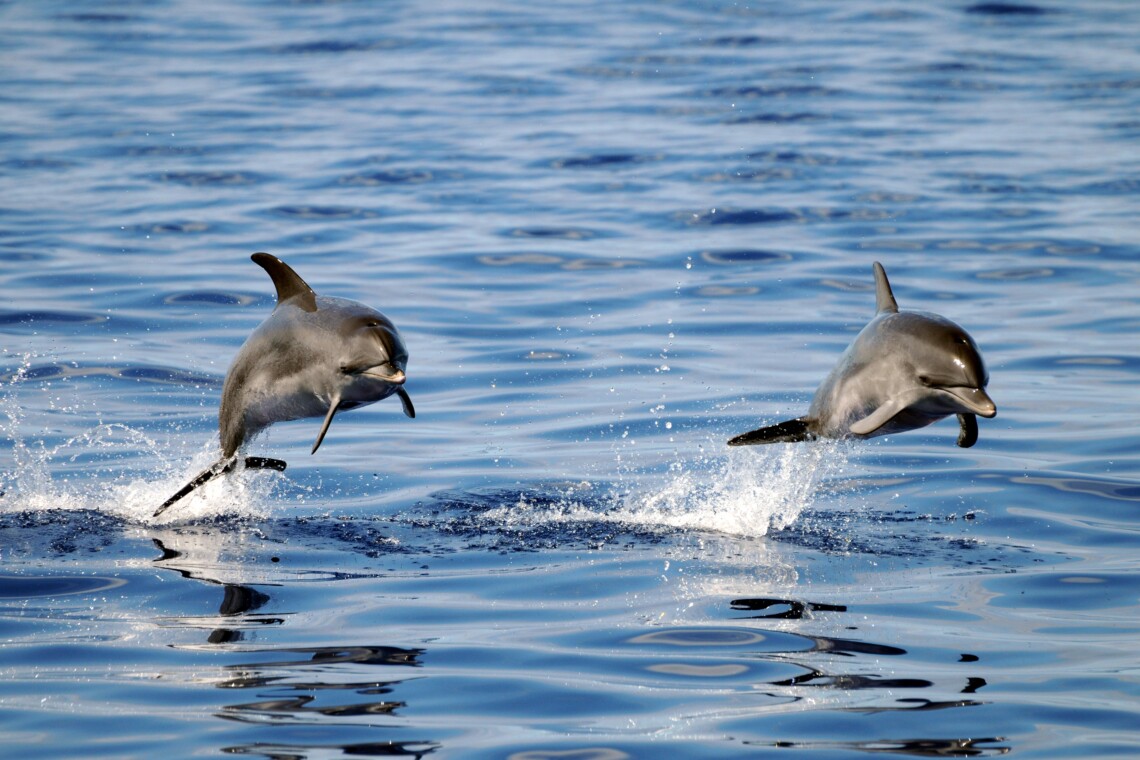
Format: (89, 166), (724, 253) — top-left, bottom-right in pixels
(615, 442), (844, 536)
(1, 433), (279, 525)
(484, 441), (846, 539)
(0, 354), (279, 525)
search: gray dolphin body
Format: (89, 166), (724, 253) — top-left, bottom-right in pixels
(155, 253), (414, 516)
(728, 261), (995, 449)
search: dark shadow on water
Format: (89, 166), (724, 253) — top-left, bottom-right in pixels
(757, 737), (1010, 756)
(212, 644), (428, 748)
(222, 740), (440, 758)
(966, 2), (1048, 16)
(153, 537), (285, 643)
(149, 532), (434, 748)
(730, 597), (848, 619)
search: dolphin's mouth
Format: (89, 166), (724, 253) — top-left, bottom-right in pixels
(941, 386), (996, 418)
(360, 365), (406, 384)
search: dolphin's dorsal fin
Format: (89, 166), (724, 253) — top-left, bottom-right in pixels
(872, 261), (898, 314)
(252, 252), (317, 313)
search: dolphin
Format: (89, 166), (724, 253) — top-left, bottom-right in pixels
(155, 252), (414, 517)
(728, 261), (995, 449)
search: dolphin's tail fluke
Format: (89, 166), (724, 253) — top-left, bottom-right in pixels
(727, 417), (815, 446)
(154, 456), (287, 518)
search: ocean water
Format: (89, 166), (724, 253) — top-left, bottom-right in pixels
(2, 1), (1139, 757)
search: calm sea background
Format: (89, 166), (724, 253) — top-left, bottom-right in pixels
(2, 1), (1139, 758)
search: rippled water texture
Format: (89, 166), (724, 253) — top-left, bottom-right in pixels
(2, 1), (1140, 758)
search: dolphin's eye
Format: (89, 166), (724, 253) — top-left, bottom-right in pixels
(918, 374), (931, 386)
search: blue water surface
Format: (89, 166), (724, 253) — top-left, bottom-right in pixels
(2, 1), (1140, 757)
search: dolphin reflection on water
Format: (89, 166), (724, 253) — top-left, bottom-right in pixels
(155, 253), (414, 517)
(729, 261), (996, 449)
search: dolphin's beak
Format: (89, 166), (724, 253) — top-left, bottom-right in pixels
(945, 386), (996, 418)
(363, 365), (406, 385)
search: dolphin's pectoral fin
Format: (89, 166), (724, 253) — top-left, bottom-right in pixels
(154, 456), (238, 518)
(312, 399), (341, 455)
(872, 261), (899, 314)
(397, 387), (415, 419)
(956, 413), (979, 448)
(728, 417), (814, 446)
(848, 398), (908, 437)
(251, 252), (317, 313)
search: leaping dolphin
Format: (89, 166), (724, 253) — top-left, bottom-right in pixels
(728, 261), (995, 449)
(155, 252), (414, 517)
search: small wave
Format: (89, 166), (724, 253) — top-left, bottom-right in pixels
(337, 169), (436, 186)
(550, 153), (653, 170)
(686, 207), (799, 226)
(725, 112), (829, 125)
(164, 291), (258, 307)
(504, 227), (602, 240)
(268, 39), (409, 55)
(965, 2), (1048, 16)
(153, 171), (264, 187)
(0, 361), (218, 387)
(0, 310), (108, 326)
(701, 35), (774, 48)
(706, 84), (840, 99)
(699, 249), (793, 265)
(268, 205), (379, 220)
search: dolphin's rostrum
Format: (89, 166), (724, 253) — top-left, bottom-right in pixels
(728, 261), (995, 448)
(155, 253), (414, 517)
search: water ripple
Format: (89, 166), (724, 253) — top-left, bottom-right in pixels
(2, 0), (1139, 756)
